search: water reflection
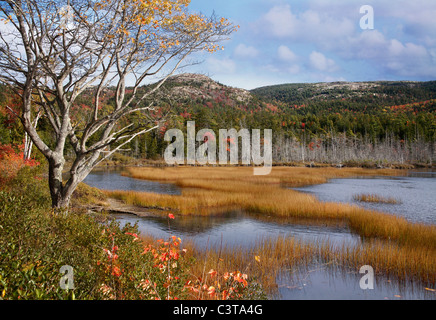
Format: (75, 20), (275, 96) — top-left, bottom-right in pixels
(85, 170), (357, 248)
(111, 212), (358, 250)
(294, 171), (436, 225)
(276, 264), (435, 300)
(84, 169), (181, 195)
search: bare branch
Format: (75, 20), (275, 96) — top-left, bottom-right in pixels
(0, 0), (237, 208)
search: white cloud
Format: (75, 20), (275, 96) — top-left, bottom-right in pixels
(256, 1), (435, 78)
(236, 0), (436, 83)
(384, 41), (432, 76)
(259, 4), (355, 48)
(234, 44), (259, 59)
(341, 30), (435, 77)
(430, 48), (436, 64)
(388, 40), (427, 58)
(309, 51), (338, 72)
(278, 45), (298, 62)
(261, 64), (281, 74)
(320, 75), (347, 83)
(378, 0), (436, 37)
(262, 4), (297, 38)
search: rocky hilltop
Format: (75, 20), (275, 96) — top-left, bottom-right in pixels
(159, 74), (436, 108)
(165, 73), (252, 103)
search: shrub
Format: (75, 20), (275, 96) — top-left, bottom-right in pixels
(0, 143), (39, 187)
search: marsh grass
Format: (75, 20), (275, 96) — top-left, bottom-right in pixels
(108, 166), (404, 218)
(138, 231), (436, 294)
(106, 166), (436, 248)
(353, 193), (400, 204)
(72, 182), (108, 207)
(105, 166), (436, 288)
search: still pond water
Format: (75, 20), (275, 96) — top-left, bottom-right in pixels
(84, 169), (436, 300)
(294, 171), (436, 225)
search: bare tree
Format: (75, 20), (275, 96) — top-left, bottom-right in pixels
(0, 0), (236, 208)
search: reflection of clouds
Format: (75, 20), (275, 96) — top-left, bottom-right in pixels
(294, 175), (436, 225)
(84, 171), (181, 195)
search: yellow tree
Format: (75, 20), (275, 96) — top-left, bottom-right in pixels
(0, 0), (237, 208)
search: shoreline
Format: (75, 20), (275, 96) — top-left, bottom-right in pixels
(89, 157), (436, 171)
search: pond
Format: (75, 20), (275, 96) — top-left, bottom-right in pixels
(84, 168), (181, 195)
(83, 168), (436, 300)
(275, 264), (435, 300)
(109, 211), (358, 250)
(293, 171), (436, 225)
(84, 169), (358, 249)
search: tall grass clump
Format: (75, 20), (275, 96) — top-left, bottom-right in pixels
(353, 193), (400, 204)
(334, 240), (436, 285)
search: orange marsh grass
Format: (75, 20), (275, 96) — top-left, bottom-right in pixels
(106, 166), (436, 250)
(110, 166), (436, 288)
(138, 232), (436, 293)
(353, 193), (400, 204)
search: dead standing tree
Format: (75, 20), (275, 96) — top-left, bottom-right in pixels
(0, 0), (236, 209)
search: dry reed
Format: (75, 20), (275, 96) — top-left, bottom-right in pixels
(353, 193), (400, 204)
(106, 166), (436, 249)
(105, 166), (436, 288)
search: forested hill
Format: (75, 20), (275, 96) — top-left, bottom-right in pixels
(1, 74), (435, 165)
(250, 81), (436, 114)
(161, 74), (436, 141)
(160, 74), (436, 116)
(156, 75), (436, 165)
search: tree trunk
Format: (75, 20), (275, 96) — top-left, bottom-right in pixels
(48, 156), (90, 210)
(47, 154), (82, 210)
(48, 157), (65, 208)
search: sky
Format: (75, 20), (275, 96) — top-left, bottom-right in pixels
(184, 0), (436, 90)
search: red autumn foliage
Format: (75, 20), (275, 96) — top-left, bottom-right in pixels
(308, 142), (315, 151)
(265, 103), (278, 113)
(180, 109), (192, 119)
(0, 143), (40, 186)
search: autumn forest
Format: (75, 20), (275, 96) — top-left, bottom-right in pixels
(4, 75), (434, 168)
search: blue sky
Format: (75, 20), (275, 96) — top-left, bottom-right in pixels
(184, 0), (436, 89)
